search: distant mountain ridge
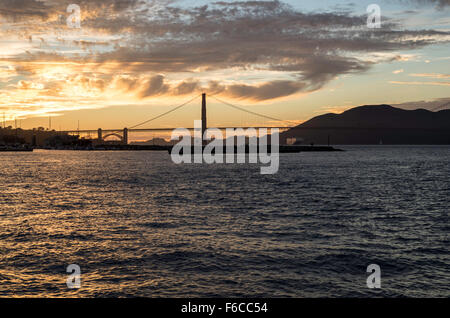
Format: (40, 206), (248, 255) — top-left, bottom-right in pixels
(282, 105), (450, 145)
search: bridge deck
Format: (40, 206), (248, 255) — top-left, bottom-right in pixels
(61, 127), (295, 134)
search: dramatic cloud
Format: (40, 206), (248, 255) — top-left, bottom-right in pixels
(410, 0), (450, 8)
(111, 76), (304, 101)
(138, 75), (169, 98)
(0, 0), (449, 121)
(0, 0), (49, 20)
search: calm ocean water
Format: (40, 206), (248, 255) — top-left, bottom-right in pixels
(0, 146), (449, 297)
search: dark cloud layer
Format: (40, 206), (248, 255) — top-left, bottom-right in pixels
(1, 0), (449, 101)
(410, 0), (450, 7)
(0, 0), (49, 20)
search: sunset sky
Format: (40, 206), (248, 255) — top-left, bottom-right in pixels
(0, 0), (449, 134)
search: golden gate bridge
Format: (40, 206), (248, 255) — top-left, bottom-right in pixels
(59, 95), (450, 145)
(60, 94), (299, 144)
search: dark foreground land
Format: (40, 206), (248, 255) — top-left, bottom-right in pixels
(282, 105), (450, 145)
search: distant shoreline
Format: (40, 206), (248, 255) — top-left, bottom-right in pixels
(27, 145), (344, 153)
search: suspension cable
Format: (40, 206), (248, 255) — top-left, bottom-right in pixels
(210, 96), (298, 125)
(129, 94), (201, 129)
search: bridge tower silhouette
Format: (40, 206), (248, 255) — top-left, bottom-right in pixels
(202, 93), (207, 143)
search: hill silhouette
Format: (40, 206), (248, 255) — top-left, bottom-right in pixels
(282, 105), (450, 145)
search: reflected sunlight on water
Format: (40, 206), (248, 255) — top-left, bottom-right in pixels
(0, 146), (449, 297)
